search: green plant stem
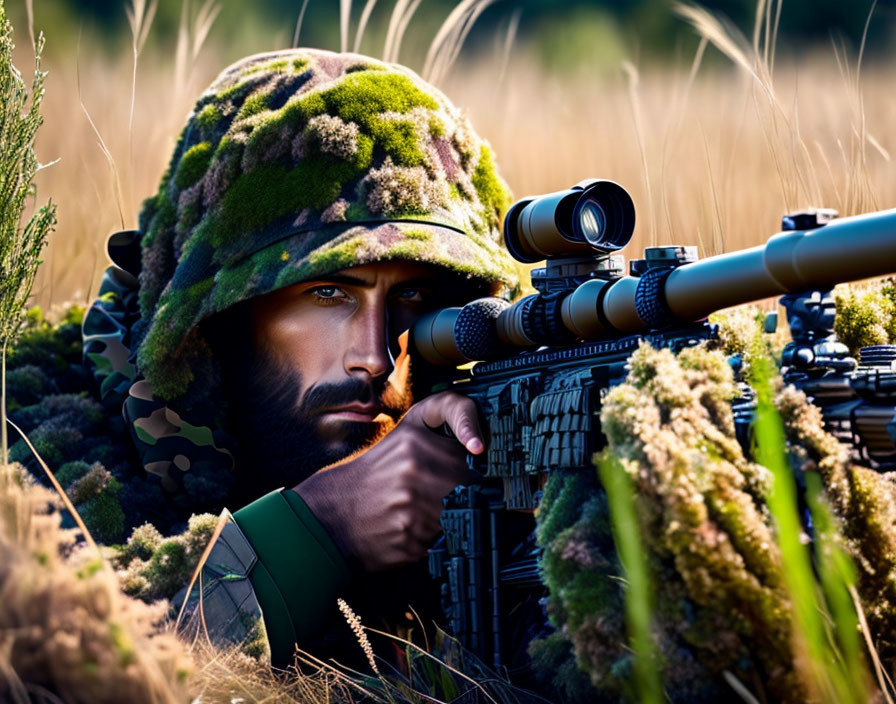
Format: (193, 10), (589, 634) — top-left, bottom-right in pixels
(598, 454), (663, 704)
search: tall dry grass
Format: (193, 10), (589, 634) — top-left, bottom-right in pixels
(19, 0), (896, 311)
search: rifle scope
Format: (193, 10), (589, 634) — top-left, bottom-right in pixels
(413, 195), (896, 365)
(503, 179), (636, 262)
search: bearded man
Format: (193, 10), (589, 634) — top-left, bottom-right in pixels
(59, 48), (519, 665)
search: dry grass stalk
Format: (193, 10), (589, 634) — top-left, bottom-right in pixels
(337, 598), (379, 676)
(383, 0), (423, 64)
(391, 0), (425, 65)
(422, 0), (494, 85)
(493, 7), (521, 89)
(353, 0), (379, 53)
(174, 0), (221, 104)
(341, 0), (352, 53)
(126, 0), (159, 141)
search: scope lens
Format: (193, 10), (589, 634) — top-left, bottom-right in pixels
(578, 200), (607, 246)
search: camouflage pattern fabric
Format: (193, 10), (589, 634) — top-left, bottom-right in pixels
(83, 232), (236, 515)
(81, 234), (139, 410)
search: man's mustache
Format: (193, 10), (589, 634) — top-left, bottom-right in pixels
(302, 377), (408, 418)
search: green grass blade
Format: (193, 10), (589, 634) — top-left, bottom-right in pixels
(749, 346), (866, 703)
(598, 453), (663, 704)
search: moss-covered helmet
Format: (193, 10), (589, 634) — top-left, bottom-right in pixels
(82, 49), (518, 510)
(135, 48), (519, 401)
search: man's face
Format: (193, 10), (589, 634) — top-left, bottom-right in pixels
(229, 260), (475, 496)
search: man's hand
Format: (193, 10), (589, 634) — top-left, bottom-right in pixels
(293, 391), (484, 571)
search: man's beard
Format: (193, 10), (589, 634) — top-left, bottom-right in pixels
(227, 347), (412, 503)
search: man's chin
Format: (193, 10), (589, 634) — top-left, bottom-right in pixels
(316, 416), (394, 461)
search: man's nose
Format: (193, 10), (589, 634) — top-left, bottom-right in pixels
(343, 303), (392, 379)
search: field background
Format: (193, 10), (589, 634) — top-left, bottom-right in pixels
(3, 3), (896, 702)
(6, 0), (896, 309)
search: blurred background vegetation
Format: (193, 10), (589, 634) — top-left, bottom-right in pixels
(8, 0), (896, 67)
(5, 0), (896, 310)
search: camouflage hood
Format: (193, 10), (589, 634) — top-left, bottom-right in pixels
(136, 48), (518, 401)
(82, 49), (518, 513)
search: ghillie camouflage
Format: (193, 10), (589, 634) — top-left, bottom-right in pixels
(531, 342), (896, 702)
(81, 48), (519, 515)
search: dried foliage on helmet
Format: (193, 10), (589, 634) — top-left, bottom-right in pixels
(135, 48), (520, 403)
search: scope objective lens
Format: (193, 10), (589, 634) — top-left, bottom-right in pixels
(578, 200), (607, 246)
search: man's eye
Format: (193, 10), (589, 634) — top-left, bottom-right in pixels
(395, 288), (427, 303)
(308, 286), (348, 302)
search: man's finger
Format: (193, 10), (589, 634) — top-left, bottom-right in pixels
(421, 393), (484, 454)
(444, 395), (484, 454)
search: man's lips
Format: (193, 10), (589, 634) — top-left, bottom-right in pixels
(319, 404), (388, 422)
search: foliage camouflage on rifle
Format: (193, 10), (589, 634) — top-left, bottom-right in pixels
(776, 383), (896, 656)
(833, 277), (896, 356)
(531, 341), (896, 702)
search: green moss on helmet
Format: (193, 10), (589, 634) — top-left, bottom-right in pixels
(325, 72), (437, 122)
(401, 228), (431, 241)
(211, 156), (361, 245)
(300, 237), (365, 279)
(174, 142), (214, 190)
(195, 103), (222, 131)
(472, 144), (511, 224)
(236, 92), (269, 120)
(245, 57), (290, 75)
(369, 116), (427, 166)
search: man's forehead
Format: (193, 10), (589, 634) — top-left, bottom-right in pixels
(303, 260), (448, 287)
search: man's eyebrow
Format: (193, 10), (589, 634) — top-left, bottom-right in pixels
(305, 274), (435, 289)
(308, 273), (373, 287)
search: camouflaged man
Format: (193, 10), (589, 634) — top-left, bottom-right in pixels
(0, 50), (517, 664)
(22, 48), (521, 664)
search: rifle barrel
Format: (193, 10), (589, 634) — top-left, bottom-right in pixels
(663, 207), (896, 323)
